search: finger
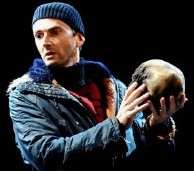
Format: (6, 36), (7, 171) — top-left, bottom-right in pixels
(125, 84), (147, 103)
(160, 97), (167, 115)
(120, 82), (139, 108)
(131, 102), (150, 117)
(124, 82), (138, 99)
(127, 92), (150, 109)
(178, 93), (188, 109)
(169, 96), (177, 113)
(148, 100), (158, 115)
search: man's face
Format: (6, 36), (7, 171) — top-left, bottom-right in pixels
(33, 18), (77, 67)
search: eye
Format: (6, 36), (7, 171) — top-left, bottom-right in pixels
(50, 28), (59, 36)
(34, 33), (43, 39)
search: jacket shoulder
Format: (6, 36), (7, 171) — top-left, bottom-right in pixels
(6, 74), (32, 94)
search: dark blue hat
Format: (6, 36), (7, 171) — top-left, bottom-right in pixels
(32, 2), (85, 36)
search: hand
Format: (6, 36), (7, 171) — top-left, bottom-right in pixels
(116, 82), (150, 129)
(148, 93), (188, 127)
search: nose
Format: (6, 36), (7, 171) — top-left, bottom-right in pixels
(42, 34), (52, 47)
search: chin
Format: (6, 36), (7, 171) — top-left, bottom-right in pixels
(130, 59), (185, 112)
(44, 59), (58, 67)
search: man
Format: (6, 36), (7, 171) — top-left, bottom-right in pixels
(7, 2), (187, 171)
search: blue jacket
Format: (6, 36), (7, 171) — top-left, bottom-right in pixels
(7, 58), (175, 171)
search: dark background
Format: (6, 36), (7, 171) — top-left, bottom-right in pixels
(0, 0), (193, 170)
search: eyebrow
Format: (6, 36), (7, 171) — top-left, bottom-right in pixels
(33, 25), (61, 33)
(34, 24), (73, 35)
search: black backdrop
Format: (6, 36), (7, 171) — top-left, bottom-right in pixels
(1, 0), (193, 170)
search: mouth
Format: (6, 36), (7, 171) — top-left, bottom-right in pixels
(44, 51), (57, 60)
(45, 51), (56, 56)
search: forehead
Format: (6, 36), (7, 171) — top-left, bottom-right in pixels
(32, 18), (71, 32)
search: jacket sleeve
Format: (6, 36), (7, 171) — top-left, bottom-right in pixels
(131, 112), (176, 162)
(8, 89), (129, 170)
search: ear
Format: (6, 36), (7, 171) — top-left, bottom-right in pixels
(75, 33), (85, 48)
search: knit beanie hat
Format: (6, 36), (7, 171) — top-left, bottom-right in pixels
(32, 2), (85, 36)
